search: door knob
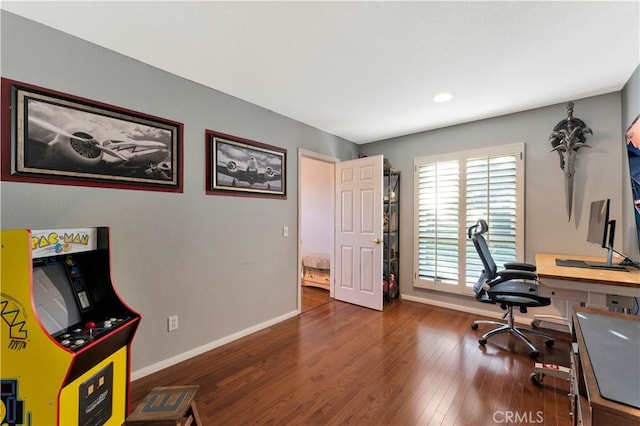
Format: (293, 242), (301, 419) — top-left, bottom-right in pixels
(373, 238), (382, 245)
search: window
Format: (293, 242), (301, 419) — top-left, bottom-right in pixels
(414, 143), (525, 295)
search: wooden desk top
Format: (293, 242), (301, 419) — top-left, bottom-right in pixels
(535, 252), (640, 288)
(572, 307), (640, 424)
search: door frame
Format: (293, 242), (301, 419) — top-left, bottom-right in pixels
(297, 149), (339, 313)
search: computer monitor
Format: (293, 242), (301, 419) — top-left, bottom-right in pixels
(555, 199), (627, 270)
(585, 199), (622, 269)
(586, 199), (611, 248)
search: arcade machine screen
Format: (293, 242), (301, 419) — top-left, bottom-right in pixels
(31, 253), (128, 352)
(32, 261), (84, 336)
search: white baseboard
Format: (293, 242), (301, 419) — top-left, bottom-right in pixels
(131, 310), (299, 381)
(400, 293), (558, 330)
(401, 293), (507, 320)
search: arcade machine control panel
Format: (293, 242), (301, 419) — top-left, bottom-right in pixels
(53, 317), (133, 351)
(33, 252), (137, 353)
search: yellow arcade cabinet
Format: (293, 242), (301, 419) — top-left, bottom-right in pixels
(1, 227), (140, 425)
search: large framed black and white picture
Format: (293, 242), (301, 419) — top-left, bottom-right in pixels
(206, 130), (286, 199)
(1, 78), (183, 192)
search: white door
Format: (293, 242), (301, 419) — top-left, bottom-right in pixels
(334, 155), (384, 310)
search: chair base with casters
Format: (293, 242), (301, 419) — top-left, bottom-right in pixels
(471, 279), (556, 358)
(471, 303), (555, 358)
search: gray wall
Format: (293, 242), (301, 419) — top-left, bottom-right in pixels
(360, 91), (631, 312)
(0, 12), (359, 375)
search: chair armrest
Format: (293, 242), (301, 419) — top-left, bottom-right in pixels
(487, 281), (550, 305)
(495, 269), (538, 282)
(492, 293), (550, 307)
(503, 262), (536, 272)
(488, 281), (539, 295)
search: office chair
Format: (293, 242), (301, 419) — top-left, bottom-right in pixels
(468, 219), (555, 358)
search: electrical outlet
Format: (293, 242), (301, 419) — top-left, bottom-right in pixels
(168, 315), (179, 332)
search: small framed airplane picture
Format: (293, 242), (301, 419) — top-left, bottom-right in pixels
(206, 129), (286, 199)
(1, 78), (183, 193)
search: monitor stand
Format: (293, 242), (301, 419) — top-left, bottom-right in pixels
(582, 261), (627, 271)
(555, 258), (628, 271)
(585, 245), (628, 271)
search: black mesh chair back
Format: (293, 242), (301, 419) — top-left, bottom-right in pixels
(468, 219), (496, 300)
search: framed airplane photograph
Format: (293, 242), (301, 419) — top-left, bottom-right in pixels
(1, 78), (183, 192)
(206, 129), (286, 199)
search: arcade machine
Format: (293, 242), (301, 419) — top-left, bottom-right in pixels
(1, 227), (141, 425)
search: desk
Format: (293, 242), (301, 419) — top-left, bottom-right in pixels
(570, 307), (640, 426)
(534, 253), (640, 326)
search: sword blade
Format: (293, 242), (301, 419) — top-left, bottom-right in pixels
(565, 174), (574, 221)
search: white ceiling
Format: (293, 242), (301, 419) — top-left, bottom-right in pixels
(3, 1), (639, 144)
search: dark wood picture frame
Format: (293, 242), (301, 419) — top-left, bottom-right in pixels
(206, 129), (286, 199)
(1, 78), (183, 193)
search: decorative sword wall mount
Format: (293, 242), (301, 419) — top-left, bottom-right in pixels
(549, 102), (592, 221)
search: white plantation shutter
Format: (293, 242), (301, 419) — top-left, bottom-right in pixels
(465, 154), (519, 287)
(417, 160), (459, 285)
(415, 144), (524, 294)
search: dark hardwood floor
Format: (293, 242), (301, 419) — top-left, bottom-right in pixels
(129, 299), (572, 425)
(301, 285), (332, 313)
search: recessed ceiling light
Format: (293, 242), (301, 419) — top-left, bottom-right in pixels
(433, 92), (453, 103)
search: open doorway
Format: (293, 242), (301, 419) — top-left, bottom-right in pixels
(298, 150), (336, 313)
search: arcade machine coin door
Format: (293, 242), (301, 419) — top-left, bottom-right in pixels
(1, 227), (141, 425)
